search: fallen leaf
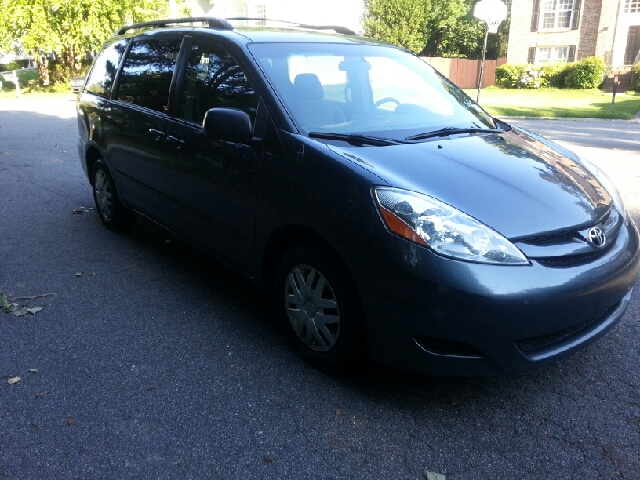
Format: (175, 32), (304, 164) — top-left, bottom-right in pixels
(0, 293), (8, 308)
(26, 307), (42, 315)
(263, 456), (273, 463)
(7, 377), (21, 385)
(3, 303), (18, 314)
(425, 471), (446, 480)
(11, 307), (28, 317)
(28, 369), (38, 373)
(35, 390), (50, 397)
(72, 207), (91, 214)
(66, 419), (74, 426)
(335, 409), (340, 415)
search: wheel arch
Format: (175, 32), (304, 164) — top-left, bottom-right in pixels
(85, 146), (104, 186)
(260, 224), (366, 317)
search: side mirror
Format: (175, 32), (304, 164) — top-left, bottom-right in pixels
(203, 108), (253, 144)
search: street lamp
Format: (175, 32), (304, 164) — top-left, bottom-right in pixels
(473, 0), (507, 104)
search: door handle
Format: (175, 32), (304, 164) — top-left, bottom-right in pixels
(149, 128), (164, 140)
(167, 135), (185, 149)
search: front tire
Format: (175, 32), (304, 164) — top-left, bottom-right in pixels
(275, 245), (366, 370)
(92, 160), (136, 231)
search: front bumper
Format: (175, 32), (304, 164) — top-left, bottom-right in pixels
(345, 217), (640, 376)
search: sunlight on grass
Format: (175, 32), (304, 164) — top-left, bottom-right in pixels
(464, 88), (640, 119)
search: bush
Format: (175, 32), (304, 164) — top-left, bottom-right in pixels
(0, 59), (30, 72)
(564, 56), (608, 89)
(631, 62), (640, 92)
(496, 64), (525, 88)
(518, 65), (545, 88)
(538, 63), (568, 88)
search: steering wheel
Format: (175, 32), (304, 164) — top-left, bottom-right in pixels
(373, 97), (400, 109)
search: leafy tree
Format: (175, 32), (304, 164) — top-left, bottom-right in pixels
(422, 0), (509, 59)
(363, 0), (431, 54)
(0, 0), (168, 85)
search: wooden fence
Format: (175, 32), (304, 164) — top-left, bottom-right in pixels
(422, 57), (507, 89)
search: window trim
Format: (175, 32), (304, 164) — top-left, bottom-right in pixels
(532, 0), (581, 32)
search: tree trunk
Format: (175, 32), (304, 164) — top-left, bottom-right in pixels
(36, 58), (50, 86)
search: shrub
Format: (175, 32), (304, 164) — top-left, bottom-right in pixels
(564, 56), (608, 89)
(538, 63), (568, 88)
(631, 62), (640, 92)
(0, 59), (30, 72)
(518, 65), (545, 88)
(496, 64), (525, 88)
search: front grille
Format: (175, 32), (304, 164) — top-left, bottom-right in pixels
(522, 230), (576, 245)
(535, 250), (604, 266)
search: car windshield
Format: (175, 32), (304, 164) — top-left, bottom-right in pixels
(248, 42), (497, 140)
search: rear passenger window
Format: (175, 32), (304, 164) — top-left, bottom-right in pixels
(117, 38), (182, 113)
(176, 42), (257, 124)
(84, 39), (129, 98)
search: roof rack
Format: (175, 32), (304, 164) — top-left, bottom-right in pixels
(116, 16), (356, 37)
(116, 17), (234, 36)
(225, 17), (356, 35)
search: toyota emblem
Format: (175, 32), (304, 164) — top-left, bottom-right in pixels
(587, 227), (606, 249)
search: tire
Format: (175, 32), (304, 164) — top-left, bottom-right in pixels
(275, 245), (366, 370)
(92, 160), (136, 231)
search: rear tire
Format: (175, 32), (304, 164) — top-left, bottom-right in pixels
(275, 245), (366, 370)
(92, 160), (136, 231)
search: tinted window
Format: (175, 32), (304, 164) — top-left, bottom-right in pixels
(176, 42), (257, 124)
(84, 39), (129, 98)
(117, 38), (182, 113)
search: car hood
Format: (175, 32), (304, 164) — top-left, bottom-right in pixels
(328, 126), (611, 239)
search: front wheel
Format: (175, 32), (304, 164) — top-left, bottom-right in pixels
(92, 160), (136, 231)
(275, 245), (366, 370)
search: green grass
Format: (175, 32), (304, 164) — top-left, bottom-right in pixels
(0, 67), (39, 88)
(464, 87), (640, 119)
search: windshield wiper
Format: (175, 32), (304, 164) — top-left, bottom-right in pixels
(309, 131), (404, 146)
(405, 127), (504, 141)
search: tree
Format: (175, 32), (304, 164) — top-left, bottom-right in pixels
(363, 0), (431, 54)
(0, 0), (168, 85)
(423, 0), (483, 58)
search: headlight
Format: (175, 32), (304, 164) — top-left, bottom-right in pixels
(578, 157), (627, 222)
(373, 187), (529, 265)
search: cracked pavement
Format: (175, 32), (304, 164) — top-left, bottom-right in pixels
(1, 98), (639, 479)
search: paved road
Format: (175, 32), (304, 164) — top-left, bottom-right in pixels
(1, 98), (639, 480)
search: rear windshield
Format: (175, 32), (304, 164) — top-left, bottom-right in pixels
(248, 42), (496, 139)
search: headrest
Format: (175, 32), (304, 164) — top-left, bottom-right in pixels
(293, 73), (324, 100)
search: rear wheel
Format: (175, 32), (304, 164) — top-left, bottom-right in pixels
(92, 160), (136, 231)
(275, 245), (366, 370)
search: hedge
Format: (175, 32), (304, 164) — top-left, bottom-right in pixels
(495, 56), (609, 89)
(0, 59), (30, 72)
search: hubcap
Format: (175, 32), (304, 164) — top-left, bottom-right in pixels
(284, 264), (340, 352)
(94, 169), (113, 220)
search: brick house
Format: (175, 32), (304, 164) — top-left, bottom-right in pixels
(507, 0), (640, 68)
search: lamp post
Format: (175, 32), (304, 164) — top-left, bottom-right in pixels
(473, 0), (507, 104)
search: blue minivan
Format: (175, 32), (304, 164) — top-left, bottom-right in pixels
(77, 17), (640, 376)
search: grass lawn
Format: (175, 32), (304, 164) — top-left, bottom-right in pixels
(464, 87), (640, 120)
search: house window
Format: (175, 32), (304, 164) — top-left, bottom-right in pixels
(541, 0), (574, 29)
(537, 46), (569, 63)
(255, 5), (266, 25)
(624, 0), (640, 13)
(234, 1), (248, 25)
